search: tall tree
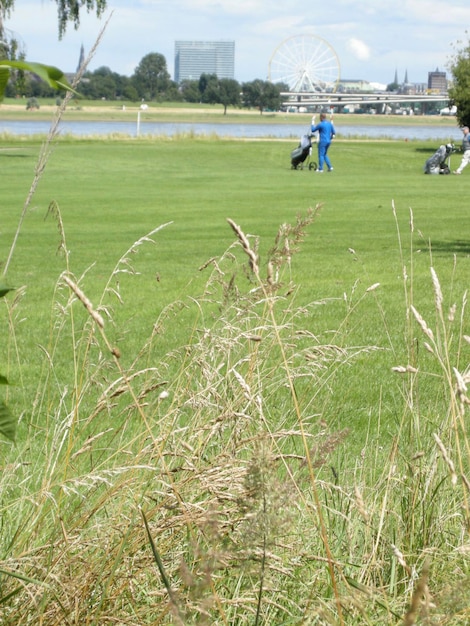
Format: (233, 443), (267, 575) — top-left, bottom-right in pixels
(198, 73), (219, 104)
(179, 79), (201, 103)
(218, 78), (241, 114)
(197, 75), (240, 113)
(448, 37), (470, 127)
(132, 53), (171, 101)
(241, 80), (283, 114)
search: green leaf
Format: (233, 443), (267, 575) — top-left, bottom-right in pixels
(0, 375), (9, 385)
(0, 67), (9, 101)
(0, 60), (75, 103)
(0, 585), (24, 605)
(0, 566), (49, 587)
(0, 284), (15, 298)
(0, 401), (16, 442)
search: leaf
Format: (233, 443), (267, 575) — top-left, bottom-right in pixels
(0, 585), (23, 605)
(0, 284), (15, 298)
(0, 374), (9, 385)
(0, 67), (9, 101)
(0, 60), (76, 103)
(0, 401), (16, 442)
(0, 566), (49, 587)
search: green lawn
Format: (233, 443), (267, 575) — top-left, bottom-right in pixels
(2, 136), (468, 430)
(0, 134), (469, 624)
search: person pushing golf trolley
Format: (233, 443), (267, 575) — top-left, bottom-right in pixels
(310, 112), (336, 173)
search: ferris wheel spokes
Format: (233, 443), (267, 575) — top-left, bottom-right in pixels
(268, 34), (340, 93)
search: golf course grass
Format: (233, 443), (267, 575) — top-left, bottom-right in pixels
(0, 110), (469, 623)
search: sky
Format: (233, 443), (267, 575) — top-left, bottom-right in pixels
(5, 0), (470, 88)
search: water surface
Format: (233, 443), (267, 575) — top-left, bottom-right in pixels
(0, 119), (461, 142)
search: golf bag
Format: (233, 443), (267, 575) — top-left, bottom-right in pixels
(423, 143), (455, 175)
(291, 134), (317, 170)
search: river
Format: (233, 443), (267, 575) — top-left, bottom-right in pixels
(0, 119), (461, 142)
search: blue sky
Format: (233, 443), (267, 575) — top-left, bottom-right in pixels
(5, 0), (470, 87)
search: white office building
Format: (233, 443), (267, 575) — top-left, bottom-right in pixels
(174, 40), (235, 83)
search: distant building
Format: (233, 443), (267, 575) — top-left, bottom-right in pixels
(385, 70), (429, 95)
(174, 40), (235, 83)
(337, 79), (374, 92)
(428, 68), (447, 93)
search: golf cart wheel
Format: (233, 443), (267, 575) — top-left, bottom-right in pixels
(309, 162), (317, 171)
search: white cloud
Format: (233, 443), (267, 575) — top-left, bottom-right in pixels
(347, 38), (371, 61)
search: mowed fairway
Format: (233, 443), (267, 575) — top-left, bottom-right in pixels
(1, 135), (469, 440)
(2, 136), (467, 298)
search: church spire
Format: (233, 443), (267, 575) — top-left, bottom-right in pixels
(77, 44), (85, 72)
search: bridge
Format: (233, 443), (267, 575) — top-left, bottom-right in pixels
(281, 92), (451, 114)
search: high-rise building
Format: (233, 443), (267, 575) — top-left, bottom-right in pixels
(174, 40), (235, 83)
(427, 68), (447, 93)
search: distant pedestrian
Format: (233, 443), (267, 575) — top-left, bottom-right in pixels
(311, 112), (336, 172)
(453, 126), (470, 174)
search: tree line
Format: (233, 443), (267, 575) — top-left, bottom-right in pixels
(5, 52), (289, 114)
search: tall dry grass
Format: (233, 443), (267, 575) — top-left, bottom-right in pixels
(0, 194), (469, 624)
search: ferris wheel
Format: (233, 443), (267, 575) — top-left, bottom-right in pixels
(268, 34), (340, 93)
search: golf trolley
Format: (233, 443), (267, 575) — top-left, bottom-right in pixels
(423, 143), (456, 175)
(290, 134), (317, 171)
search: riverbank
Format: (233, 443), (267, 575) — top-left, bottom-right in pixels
(0, 98), (460, 128)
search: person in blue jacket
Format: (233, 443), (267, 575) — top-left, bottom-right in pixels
(311, 112), (336, 172)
